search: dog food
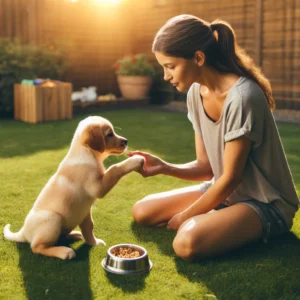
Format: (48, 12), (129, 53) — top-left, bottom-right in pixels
(111, 247), (141, 258)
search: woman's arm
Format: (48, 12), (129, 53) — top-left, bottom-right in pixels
(167, 135), (252, 230)
(128, 133), (213, 181)
(163, 132), (213, 181)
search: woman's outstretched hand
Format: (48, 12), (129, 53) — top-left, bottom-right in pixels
(127, 151), (167, 177)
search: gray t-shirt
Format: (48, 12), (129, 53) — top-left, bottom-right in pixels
(187, 77), (299, 228)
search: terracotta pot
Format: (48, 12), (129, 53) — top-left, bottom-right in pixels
(117, 76), (152, 100)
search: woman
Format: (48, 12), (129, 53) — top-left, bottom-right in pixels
(128, 15), (299, 261)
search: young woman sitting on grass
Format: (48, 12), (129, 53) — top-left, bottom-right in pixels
(128, 14), (300, 261)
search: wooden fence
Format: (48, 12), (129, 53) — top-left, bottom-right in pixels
(0, 0), (133, 96)
(1, 0), (299, 109)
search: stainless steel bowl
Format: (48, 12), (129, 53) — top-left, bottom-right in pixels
(102, 244), (152, 275)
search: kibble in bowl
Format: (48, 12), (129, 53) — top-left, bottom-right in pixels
(102, 244), (152, 275)
(111, 246), (141, 258)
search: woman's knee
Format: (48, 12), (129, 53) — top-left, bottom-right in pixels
(132, 197), (152, 225)
(173, 232), (198, 261)
(172, 222), (209, 261)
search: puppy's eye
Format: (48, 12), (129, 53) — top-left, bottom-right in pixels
(106, 132), (114, 137)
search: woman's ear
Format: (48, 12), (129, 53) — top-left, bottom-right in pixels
(194, 51), (205, 67)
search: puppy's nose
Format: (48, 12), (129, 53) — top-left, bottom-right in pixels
(121, 139), (128, 146)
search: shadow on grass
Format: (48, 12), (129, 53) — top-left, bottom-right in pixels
(130, 221), (176, 256)
(17, 240), (93, 300)
(131, 222), (300, 298)
(0, 118), (79, 158)
(0, 110), (193, 161)
(174, 232), (300, 299)
(104, 271), (149, 292)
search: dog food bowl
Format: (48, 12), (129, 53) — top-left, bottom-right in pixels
(102, 244), (152, 275)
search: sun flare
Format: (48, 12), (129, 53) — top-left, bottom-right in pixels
(70, 0), (121, 3)
(93, 0), (121, 3)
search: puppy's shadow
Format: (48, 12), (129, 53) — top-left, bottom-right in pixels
(17, 238), (93, 300)
(130, 221), (176, 256)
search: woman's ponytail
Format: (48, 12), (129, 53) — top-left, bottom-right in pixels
(210, 20), (275, 110)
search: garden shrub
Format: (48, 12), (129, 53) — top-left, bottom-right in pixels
(0, 38), (70, 117)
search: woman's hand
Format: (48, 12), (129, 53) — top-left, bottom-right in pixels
(127, 151), (167, 177)
(167, 212), (186, 231)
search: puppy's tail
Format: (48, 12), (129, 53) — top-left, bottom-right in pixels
(3, 224), (26, 242)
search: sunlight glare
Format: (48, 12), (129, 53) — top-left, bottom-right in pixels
(182, 219), (196, 231)
(93, 0), (121, 4)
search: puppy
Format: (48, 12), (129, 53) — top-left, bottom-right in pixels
(4, 116), (144, 260)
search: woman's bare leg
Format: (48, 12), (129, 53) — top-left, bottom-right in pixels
(132, 185), (203, 226)
(173, 203), (263, 261)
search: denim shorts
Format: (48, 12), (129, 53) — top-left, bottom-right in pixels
(215, 200), (289, 243)
(200, 180), (289, 243)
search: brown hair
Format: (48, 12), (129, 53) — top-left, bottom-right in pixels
(152, 15), (275, 110)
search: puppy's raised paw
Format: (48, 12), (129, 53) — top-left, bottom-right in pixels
(128, 155), (145, 172)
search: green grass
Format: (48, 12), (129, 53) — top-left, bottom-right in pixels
(0, 109), (300, 300)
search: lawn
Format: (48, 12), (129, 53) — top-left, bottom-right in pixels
(0, 109), (300, 300)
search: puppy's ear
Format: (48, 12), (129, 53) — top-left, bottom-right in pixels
(85, 124), (105, 152)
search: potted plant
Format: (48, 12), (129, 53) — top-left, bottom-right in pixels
(113, 53), (155, 100)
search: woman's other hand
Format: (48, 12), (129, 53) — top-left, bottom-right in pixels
(167, 212), (185, 231)
(127, 151), (167, 177)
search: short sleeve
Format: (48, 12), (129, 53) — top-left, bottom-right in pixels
(224, 85), (265, 148)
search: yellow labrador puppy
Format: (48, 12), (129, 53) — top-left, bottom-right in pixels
(4, 116), (144, 260)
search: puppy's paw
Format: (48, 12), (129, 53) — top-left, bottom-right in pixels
(67, 230), (83, 241)
(95, 238), (106, 246)
(59, 247), (76, 260)
(86, 238), (106, 246)
(128, 155), (145, 172)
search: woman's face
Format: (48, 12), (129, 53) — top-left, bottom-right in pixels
(154, 51), (200, 92)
